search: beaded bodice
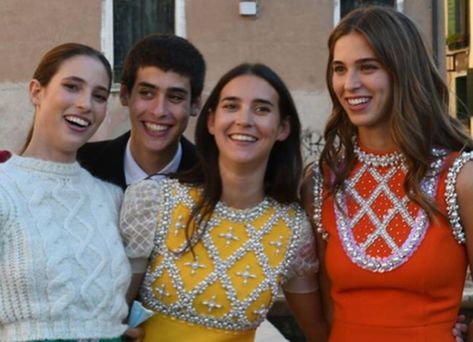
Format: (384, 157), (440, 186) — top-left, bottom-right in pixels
(140, 179), (308, 332)
(312, 146), (465, 273)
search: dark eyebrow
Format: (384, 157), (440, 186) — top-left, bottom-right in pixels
(137, 82), (189, 96)
(356, 58), (380, 64)
(63, 76), (108, 93)
(136, 81), (158, 90)
(220, 96), (274, 107)
(332, 58), (380, 65)
(167, 87), (189, 96)
(220, 96), (241, 102)
(253, 99), (274, 107)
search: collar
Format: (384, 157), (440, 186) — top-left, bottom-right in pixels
(124, 139), (182, 186)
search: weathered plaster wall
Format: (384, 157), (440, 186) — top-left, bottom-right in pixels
(0, 0), (102, 152)
(0, 0), (438, 153)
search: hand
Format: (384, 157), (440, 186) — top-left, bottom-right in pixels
(452, 314), (468, 342)
(122, 327), (144, 342)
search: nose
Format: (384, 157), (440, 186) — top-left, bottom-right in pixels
(344, 69), (361, 91)
(235, 106), (253, 126)
(76, 91), (92, 111)
(150, 94), (168, 117)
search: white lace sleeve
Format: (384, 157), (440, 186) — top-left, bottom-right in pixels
(120, 179), (162, 273)
(283, 215), (319, 293)
(445, 151), (473, 244)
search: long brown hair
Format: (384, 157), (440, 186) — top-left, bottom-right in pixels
(175, 63), (303, 253)
(322, 6), (473, 218)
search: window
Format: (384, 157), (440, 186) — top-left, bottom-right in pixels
(341, 0), (395, 18)
(455, 76), (471, 128)
(446, 0), (469, 50)
(113, 0), (175, 80)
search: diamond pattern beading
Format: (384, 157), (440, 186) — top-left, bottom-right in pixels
(140, 179), (306, 331)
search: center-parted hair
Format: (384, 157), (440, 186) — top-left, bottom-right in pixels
(176, 63), (302, 253)
(321, 6), (473, 219)
(121, 34), (206, 102)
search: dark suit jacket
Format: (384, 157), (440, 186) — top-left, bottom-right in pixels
(77, 131), (197, 189)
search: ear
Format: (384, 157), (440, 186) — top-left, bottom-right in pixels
(29, 79), (43, 106)
(207, 110), (216, 135)
(276, 118), (291, 141)
(119, 84), (129, 106)
(190, 96), (202, 117)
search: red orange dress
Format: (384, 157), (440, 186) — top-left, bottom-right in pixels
(313, 144), (473, 341)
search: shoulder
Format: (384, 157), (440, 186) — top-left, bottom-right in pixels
(453, 151), (473, 202)
(178, 136), (198, 171)
(80, 167), (123, 201)
(77, 131), (130, 162)
(0, 161), (21, 223)
(444, 151), (473, 243)
(126, 178), (161, 196)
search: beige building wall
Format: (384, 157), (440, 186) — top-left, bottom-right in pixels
(0, 0), (103, 152)
(0, 0), (436, 155)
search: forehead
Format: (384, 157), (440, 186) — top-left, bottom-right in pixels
(220, 75), (278, 102)
(333, 32), (377, 62)
(134, 66), (191, 91)
(53, 55), (109, 87)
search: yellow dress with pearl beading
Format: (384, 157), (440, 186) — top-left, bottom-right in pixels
(120, 178), (318, 341)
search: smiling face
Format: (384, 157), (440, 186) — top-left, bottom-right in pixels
(122, 66), (199, 168)
(331, 32), (392, 138)
(29, 55), (110, 162)
(207, 74), (290, 170)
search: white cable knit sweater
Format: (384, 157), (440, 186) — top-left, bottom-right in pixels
(0, 155), (131, 341)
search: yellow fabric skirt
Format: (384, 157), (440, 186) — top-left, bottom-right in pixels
(142, 313), (256, 342)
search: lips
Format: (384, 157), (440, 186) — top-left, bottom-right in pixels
(64, 115), (91, 129)
(346, 96), (370, 106)
(229, 133), (257, 142)
(144, 122), (169, 132)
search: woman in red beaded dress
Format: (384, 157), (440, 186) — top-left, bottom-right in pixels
(301, 6), (473, 342)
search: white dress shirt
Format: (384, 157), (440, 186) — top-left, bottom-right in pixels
(123, 139), (182, 186)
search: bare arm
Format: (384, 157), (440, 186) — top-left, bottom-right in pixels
(456, 160), (473, 342)
(126, 272), (145, 307)
(284, 290), (328, 341)
(300, 169), (333, 329)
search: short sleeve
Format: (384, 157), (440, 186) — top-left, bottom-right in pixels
(120, 179), (162, 273)
(282, 216), (319, 293)
(445, 150), (473, 244)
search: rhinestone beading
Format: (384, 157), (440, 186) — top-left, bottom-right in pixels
(353, 143), (405, 167)
(313, 147), (447, 272)
(445, 151), (473, 244)
(140, 179), (306, 332)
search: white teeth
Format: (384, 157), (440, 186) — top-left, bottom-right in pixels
(145, 122), (168, 132)
(347, 97), (370, 105)
(230, 134), (257, 142)
(65, 116), (90, 127)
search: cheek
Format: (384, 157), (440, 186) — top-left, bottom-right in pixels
(174, 103), (191, 120)
(94, 104), (108, 122)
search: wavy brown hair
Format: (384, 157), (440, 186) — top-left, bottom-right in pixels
(321, 6), (473, 218)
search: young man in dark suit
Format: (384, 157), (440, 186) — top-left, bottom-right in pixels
(77, 34), (206, 189)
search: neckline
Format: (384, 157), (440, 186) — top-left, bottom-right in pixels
(215, 197), (272, 221)
(354, 141), (404, 167)
(9, 154), (81, 177)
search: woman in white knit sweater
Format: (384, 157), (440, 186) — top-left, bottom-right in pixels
(0, 43), (132, 342)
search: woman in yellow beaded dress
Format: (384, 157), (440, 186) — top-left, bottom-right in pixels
(119, 63), (327, 341)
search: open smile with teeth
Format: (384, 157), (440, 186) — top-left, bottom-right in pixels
(144, 122), (169, 132)
(230, 134), (257, 142)
(64, 115), (91, 128)
(347, 97), (370, 105)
